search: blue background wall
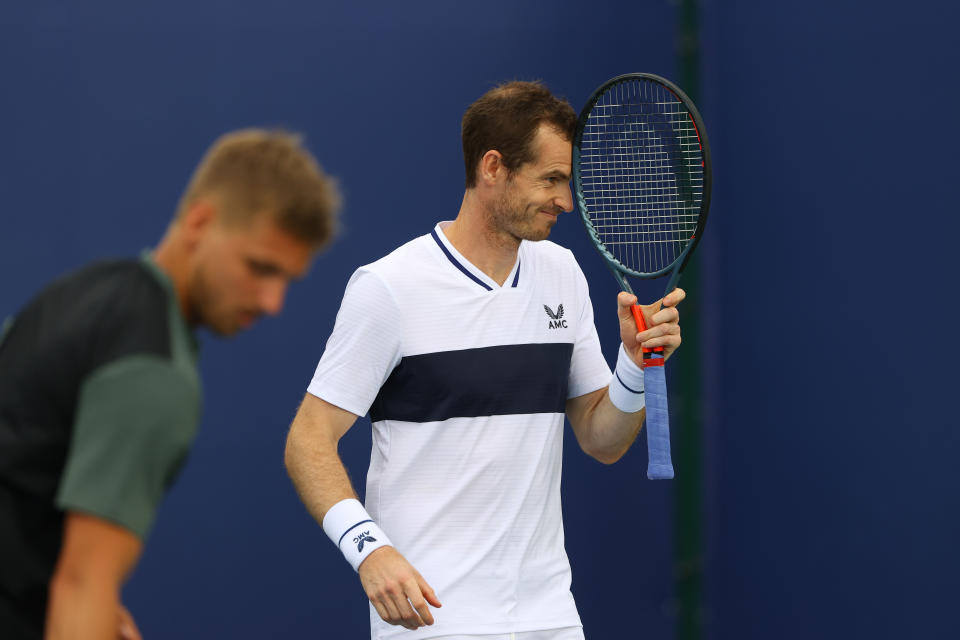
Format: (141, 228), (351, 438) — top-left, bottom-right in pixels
(2, 1), (958, 638)
(700, 1), (960, 637)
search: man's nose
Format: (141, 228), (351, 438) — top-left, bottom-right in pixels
(259, 281), (287, 316)
(557, 183), (573, 213)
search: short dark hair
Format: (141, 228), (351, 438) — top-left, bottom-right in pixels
(461, 81), (577, 188)
(177, 129), (341, 248)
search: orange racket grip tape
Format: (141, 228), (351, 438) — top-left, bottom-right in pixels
(630, 304), (648, 331)
(630, 304), (665, 357)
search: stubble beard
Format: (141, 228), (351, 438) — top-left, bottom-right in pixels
(189, 264), (237, 337)
(491, 185), (553, 243)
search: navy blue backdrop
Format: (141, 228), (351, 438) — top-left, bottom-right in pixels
(1, 1), (958, 638)
(700, 1), (960, 638)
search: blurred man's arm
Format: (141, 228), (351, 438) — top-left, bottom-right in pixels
(45, 512), (142, 640)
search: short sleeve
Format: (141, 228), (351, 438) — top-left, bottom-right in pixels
(56, 356), (201, 539)
(307, 268), (403, 416)
(567, 257), (612, 399)
(0, 316), (12, 347)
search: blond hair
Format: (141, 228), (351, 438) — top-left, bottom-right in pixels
(177, 129), (340, 247)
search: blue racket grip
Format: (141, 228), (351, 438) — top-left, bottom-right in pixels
(630, 304), (674, 479)
(642, 359), (674, 479)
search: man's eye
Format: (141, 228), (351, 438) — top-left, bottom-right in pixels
(248, 260), (276, 276)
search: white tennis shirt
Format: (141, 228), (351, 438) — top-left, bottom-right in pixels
(308, 222), (612, 639)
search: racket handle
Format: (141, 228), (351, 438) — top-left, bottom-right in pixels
(630, 304), (665, 362)
(644, 364), (674, 479)
(629, 305), (673, 479)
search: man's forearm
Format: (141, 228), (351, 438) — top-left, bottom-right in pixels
(569, 384), (646, 464)
(579, 389), (646, 464)
(45, 570), (119, 640)
(284, 419), (358, 525)
(46, 513), (141, 640)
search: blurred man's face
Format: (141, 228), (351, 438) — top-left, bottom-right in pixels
(189, 212), (313, 336)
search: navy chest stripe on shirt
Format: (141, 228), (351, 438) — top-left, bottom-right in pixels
(370, 342), (574, 423)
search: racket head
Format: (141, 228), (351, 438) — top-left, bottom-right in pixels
(573, 73), (712, 284)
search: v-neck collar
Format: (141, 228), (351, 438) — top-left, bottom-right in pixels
(431, 222), (521, 291)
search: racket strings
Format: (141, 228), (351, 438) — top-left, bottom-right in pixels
(579, 79), (704, 274)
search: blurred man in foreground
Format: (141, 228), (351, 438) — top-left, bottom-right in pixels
(0, 129), (340, 639)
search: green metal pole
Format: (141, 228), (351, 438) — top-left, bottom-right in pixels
(676, 0), (703, 639)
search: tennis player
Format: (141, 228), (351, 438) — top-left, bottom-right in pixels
(0, 130), (340, 640)
(285, 82), (684, 640)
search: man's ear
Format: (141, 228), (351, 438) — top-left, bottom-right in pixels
(180, 199), (217, 249)
(479, 150), (506, 185)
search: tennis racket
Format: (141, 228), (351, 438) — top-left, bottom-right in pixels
(573, 72), (712, 480)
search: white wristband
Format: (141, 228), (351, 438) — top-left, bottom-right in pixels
(322, 498), (393, 571)
(608, 344), (645, 413)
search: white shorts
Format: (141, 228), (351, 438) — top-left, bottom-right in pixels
(426, 627), (585, 640)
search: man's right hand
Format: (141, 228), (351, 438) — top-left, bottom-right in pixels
(358, 546), (442, 630)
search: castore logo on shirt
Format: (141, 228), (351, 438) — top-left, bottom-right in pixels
(544, 304), (568, 329)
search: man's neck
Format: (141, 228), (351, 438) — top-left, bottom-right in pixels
(443, 192), (520, 287)
(152, 227), (196, 323)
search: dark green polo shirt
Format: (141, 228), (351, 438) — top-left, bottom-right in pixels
(0, 253), (201, 638)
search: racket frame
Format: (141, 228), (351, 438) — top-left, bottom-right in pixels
(572, 72), (713, 300)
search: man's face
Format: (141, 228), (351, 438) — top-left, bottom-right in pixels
(188, 213), (314, 336)
(491, 124), (574, 242)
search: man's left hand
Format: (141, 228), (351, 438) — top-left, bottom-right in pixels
(617, 288), (685, 366)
